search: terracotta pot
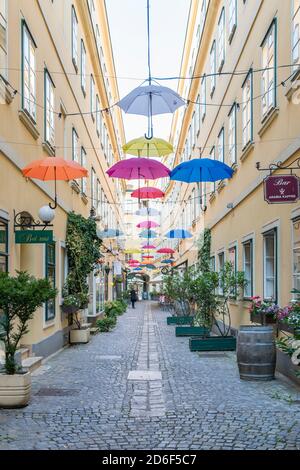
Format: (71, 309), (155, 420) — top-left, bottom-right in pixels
(0, 371), (31, 408)
(69, 328), (90, 344)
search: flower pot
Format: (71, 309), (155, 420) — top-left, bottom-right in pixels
(237, 325), (276, 381)
(167, 316), (194, 325)
(61, 304), (79, 315)
(250, 312), (276, 325)
(0, 371), (31, 408)
(176, 326), (209, 337)
(69, 328), (90, 344)
(189, 335), (236, 351)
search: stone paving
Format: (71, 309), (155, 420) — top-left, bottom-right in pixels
(0, 301), (300, 450)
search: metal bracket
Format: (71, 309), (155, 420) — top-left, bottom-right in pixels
(14, 210), (53, 232)
(256, 157), (300, 175)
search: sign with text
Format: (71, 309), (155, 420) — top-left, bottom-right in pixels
(264, 175), (300, 204)
(15, 230), (53, 244)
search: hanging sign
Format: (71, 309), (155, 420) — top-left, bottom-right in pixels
(15, 230), (53, 244)
(264, 175), (300, 204)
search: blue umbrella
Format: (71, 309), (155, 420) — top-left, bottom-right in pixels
(170, 158), (234, 183)
(133, 268), (143, 271)
(139, 229), (158, 238)
(161, 259), (173, 264)
(117, 84), (185, 117)
(97, 229), (124, 238)
(165, 229), (192, 239)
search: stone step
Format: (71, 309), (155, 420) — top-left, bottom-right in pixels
(19, 348), (30, 360)
(90, 327), (98, 334)
(22, 356), (43, 373)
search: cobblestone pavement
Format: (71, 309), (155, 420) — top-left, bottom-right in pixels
(0, 301), (300, 450)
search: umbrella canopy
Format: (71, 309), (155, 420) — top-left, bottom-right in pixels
(128, 259), (140, 264)
(131, 187), (165, 199)
(97, 229), (124, 238)
(139, 229), (158, 238)
(124, 249), (142, 254)
(123, 136), (173, 157)
(165, 229), (192, 239)
(136, 220), (159, 228)
(142, 244), (156, 249)
(107, 158), (170, 180)
(156, 248), (175, 254)
(133, 268), (143, 271)
(117, 84), (185, 116)
(136, 207), (160, 216)
(170, 158), (234, 183)
(161, 259), (174, 264)
(142, 255), (154, 259)
(145, 264), (156, 269)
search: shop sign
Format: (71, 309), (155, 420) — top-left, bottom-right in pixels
(264, 175), (300, 204)
(15, 230), (53, 244)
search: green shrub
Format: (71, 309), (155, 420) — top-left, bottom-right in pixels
(96, 316), (116, 332)
(104, 300), (126, 317)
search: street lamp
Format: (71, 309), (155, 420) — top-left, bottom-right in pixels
(38, 205), (55, 224)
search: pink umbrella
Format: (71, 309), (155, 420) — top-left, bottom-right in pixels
(131, 187), (165, 199)
(142, 244), (156, 249)
(157, 248), (175, 254)
(136, 220), (159, 228)
(142, 255), (154, 259)
(106, 158), (170, 180)
(128, 259), (140, 264)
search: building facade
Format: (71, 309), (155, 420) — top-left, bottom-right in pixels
(163, 0), (300, 382)
(0, 0), (126, 359)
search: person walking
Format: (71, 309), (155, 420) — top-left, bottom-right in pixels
(130, 288), (137, 309)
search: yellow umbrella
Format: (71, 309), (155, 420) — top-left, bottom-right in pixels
(124, 249), (142, 254)
(123, 136), (173, 157)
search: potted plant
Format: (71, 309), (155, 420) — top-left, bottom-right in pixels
(278, 289), (300, 333)
(0, 271), (56, 408)
(164, 270), (195, 325)
(249, 296), (279, 325)
(65, 212), (101, 344)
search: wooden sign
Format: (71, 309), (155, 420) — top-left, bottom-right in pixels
(264, 175), (300, 204)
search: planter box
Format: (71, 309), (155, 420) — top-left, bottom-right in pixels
(277, 321), (295, 334)
(0, 371), (31, 408)
(189, 335), (236, 351)
(167, 316), (194, 325)
(70, 328), (90, 344)
(250, 312), (276, 325)
(176, 326), (209, 337)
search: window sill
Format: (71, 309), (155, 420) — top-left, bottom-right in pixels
(42, 141), (56, 157)
(0, 80), (14, 104)
(228, 25), (236, 45)
(209, 191), (216, 203)
(81, 193), (88, 205)
(285, 68), (300, 101)
(210, 87), (215, 99)
(43, 320), (55, 330)
(218, 59), (224, 74)
(81, 87), (86, 97)
(18, 109), (40, 140)
(72, 59), (78, 73)
(71, 180), (81, 194)
(258, 107), (279, 138)
(231, 162), (238, 174)
(217, 180), (226, 193)
(240, 141), (254, 162)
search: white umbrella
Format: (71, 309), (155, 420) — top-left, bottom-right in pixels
(135, 207), (160, 216)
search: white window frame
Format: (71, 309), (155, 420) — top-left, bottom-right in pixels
(71, 5), (78, 68)
(228, 0), (237, 42)
(292, 0), (300, 70)
(96, 95), (100, 136)
(201, 75), (206, 120)
(81, 147), (87, 195)
(45, 70), (55, 147)
(218, 251), (225, 295)
(243, 239), (253, 299)
(292, 217), (300, 296)
(217, 127), (224, 163)
(90, 74), (95, 120)
(22, 22), (36, 121)
(217, 8), (225, 71)
(228, 104), (236, 164)
(261, 21), (277, 118)
(242, 70), (253, 148)
(263, 229), (277, 301)
(72, 127), (79, 163)
(210, 41), (216, 95)
(81, 39), (86, 94)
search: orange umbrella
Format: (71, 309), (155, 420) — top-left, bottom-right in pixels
(22, 157), (88, 209)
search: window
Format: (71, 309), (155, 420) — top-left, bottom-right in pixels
(81, 147), (87, 195)
(0, 0), (8, 80)
(228, 104), (237, 164)
(72, 128), (79, 162)
(292, 0), (300, 70)
(261, 20), (277, 118)
(96, 179), (101, 215)
(210, 255), (216, 271)
(91, 167), (96, 208)
(210, 41), (216, 95)
(218, 252), (225, 295)
(22, 22), (36, 121)
(263, 229), (277, 300)
(81, 40), (86, 94)
(195, 95), (200, 135)
(243, 239), (253, 298)
(209, 146), (216, 192)
(71, 6), (78, 68)
(218, 8), (225, 70)
(44, 70), (55, 147)
(0, 218), (8, 273)
(45, 242), (56, 321)
(229, 246), (237, 296)
(201, 75), (206, 120)
(228, 0), (237, 41)
(292, 219), (300, 294)
(96, 95), (100, 136)
(242, 70), (253, 148)
(217, 127), (224, 163)
(90, 75), (95, 120)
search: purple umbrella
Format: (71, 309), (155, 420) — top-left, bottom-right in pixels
(106, 158), (170, 180)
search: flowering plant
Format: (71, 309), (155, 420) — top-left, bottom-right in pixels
(249, 296), (280, 318)
(278, 303), (300, 328)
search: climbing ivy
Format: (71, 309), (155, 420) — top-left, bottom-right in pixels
(197, 228), (211, 273)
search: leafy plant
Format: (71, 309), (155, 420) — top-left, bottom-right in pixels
(96, 316), (116, 332)
(276, 335), (300, 378)
(64, 212), (101, 329)
(0, 271), (57, 374)
(249, 296), (280, 323)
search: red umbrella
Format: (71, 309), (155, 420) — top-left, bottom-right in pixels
(131, 187), (165, 199)
(142, 255), (154, 259)
(136, 220), (159, 228)
(128, 259), (140, 264)
(156, 248), (175, 254)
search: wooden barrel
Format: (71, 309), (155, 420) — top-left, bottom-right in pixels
(237, 325), (276, 381)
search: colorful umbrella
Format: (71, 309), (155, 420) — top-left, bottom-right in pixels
(165, 229), (192, 239)
(131, 187), (165, 199)
(124, 249), (142, 254)
(136, 207), (160, 216)
(142, 255), (154, 259)
(106, 158), (170, 180)
(117, 84), (185, 117)
(145, 264), (156, 269)
(128, 259), (140, 264)
(156, 248), (175, 254)
(22, 157), (88, 209)
(142, 244), (156, 249)
(133, 268), (143, 271)
(170, 158), (234, 183)
(161, 259), (174, 264)
(136, 220), (159, 228)
(123, 136), (173, 157)
(97, 229), (124, 238)
(139, 229), (158, 238)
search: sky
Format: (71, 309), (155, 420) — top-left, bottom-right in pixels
(106, 0), (191, 143)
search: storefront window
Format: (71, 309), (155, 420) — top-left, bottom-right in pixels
(243, 240), (253, 298)
(45, 242), (56, 321)
(0, 218), (8, 272)
(263, 229), (277, 300)
(218, 252), (225, 295)
(292, 219), (300, 296)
